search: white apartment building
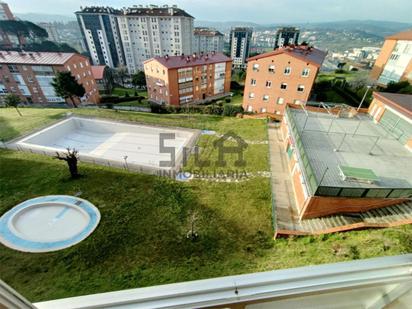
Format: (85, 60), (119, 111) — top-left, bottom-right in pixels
(378, 40), (412, 85)
(193, 28), (224, 54)
(117, 5), (194, 73)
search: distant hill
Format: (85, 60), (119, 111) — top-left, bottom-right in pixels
(195, 19), (412, 37)
(15, 13), (76, 23)
(194, 20), (260, 32)
(296, 20), (412, 38)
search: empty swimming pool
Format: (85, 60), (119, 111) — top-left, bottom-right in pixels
(10, 116), (199, 174)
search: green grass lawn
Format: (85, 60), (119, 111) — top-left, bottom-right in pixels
(316, 70), (370, 83)
(1, 108), (412, 302)
(115, 100), (150, 107)
(112, 87), (147, 97)
(0, 108), (67, 141)
(228, 93), (244, 106)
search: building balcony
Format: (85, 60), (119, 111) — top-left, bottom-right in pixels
(3, 254), (412, 308)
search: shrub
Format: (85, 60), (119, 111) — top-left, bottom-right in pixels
(335, 69), (346, 74)
(150, 102), (168, 114)
(230, 81), (243, 91)
(134, 90), (138, 96)
(100, 95), (120, 103)
(124, 92), (130, 97)
(222, 104), (243, 117)
(384, 81), (412, 94)
(204, 104), (223, 115)
(105, 103), (114, 109)
(225, 97), (231, 103)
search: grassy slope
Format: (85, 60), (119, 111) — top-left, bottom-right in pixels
(1, 108), (412, 302)
(0, 108), (66, 141)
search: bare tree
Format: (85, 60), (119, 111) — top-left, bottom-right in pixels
(186, 210), (199, 241)
(55, 148), (80, 178)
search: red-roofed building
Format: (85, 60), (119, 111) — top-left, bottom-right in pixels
(242, 45), (327, 116)
(0, 51), (100, 105)
(91, 65), (112, 93)
(143, 52), (232, 105)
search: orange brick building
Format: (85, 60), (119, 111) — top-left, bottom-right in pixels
(370, 30), (412, 86)
(0, 51), (99, 105)
(368, 91), (412, 148)
(276, 103), (412, 236)
(144, 52), (232, 106)
(242, 45), (326, 116)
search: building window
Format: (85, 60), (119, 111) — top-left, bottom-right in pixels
(249, 92), (255, 99)
(266, 81), (272, 88)
(250, 78), (256, 86)
(280, 83), (287, 90)
(263, 95), (269, 101)
(252, 63), (259, 72)
(297, 85), (305, 92)
(284, 67), (291, 75)
(268, 65), (275, 73)
(294, 99), (302, 105)
(260, 107), (267, 113)
(302, 68), (310, 77)
(277, 97), (284, 104)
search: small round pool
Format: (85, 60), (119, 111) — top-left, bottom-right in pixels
(0, 195), (100, 253)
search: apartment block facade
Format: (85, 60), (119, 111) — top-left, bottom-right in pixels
(117, 5), (194, 74)
(274, 27), (300, 49)
(193, 28), (224, 54)
(75, 6), (125, 68)
(230, 27), (253, 69)
(0, 1), (24, 49)
(370, 30), (412, 86)
(0, 1), (13, 20)
(0, 51), (99, 105)
(144, 52), (231, 106)
(242, 45), (326, 116)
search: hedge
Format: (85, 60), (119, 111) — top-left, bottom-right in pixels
(150, 103), (242, 117)
(100, 95), (145, 104)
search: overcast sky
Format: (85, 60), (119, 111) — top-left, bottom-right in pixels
(9, 0), (412, 23)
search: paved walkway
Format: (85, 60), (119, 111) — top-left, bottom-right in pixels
(267, 127), (300, 233)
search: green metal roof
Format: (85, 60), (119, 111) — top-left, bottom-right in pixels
(339, 165), (378, 182)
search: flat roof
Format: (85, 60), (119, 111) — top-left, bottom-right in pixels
(288, 108), (412, 189)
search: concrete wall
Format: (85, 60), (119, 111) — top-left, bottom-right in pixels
(300, 196), (409, 219)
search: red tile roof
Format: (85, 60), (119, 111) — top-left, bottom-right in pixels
(373, 92), (412, 119)
(386, 29), (412, 41)
(91, 65), (106, 80)
(247, 45), (327, 67)
(0, 51), (81, 65)
(145, 52), (231, 69)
